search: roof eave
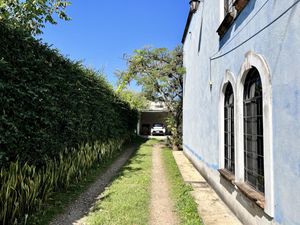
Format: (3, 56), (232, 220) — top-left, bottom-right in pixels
(182, 10), (193, 44)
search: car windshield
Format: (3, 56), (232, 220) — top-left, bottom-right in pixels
(153, 123), (163, 128)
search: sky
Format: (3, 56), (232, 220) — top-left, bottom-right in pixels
(41, 0), (189, 89)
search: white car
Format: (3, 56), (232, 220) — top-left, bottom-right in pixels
(151, 123), (166, 136)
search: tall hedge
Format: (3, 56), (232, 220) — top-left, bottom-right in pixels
(0, 22), (138, 167)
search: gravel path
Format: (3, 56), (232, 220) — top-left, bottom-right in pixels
(49, 145), (137, 225)
(150, 144), (178, 225)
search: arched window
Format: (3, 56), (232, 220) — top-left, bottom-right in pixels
(224, 83), (235, 173)
(243, 67), (264, 193)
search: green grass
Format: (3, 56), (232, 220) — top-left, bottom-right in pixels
(28, 138), (200, 225)
(162, 146), (203, 225)
(27, 137), (146, 225)
(28, 169), (106, 225)
(82, 139), (157, 225)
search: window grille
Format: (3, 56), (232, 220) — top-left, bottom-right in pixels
(224, 83), (235, 173)
(243, 67), (264, 193)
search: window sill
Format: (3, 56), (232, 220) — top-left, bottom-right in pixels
(216, 12), (235, 38)
(218, 170), (265, 209)
(216, 0), (249, 38)
(234, 182), (265, 209)
(233, 0), (249, 14)
(218, 169), (235, 184)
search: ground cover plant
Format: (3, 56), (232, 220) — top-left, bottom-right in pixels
(82, 139), (156, 225)
(27, 137), (146, 225)
(0, 22), (138, 224)
(162, 146), (203, 225)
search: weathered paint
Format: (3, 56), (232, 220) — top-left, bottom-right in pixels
(182, 0), (300, 224)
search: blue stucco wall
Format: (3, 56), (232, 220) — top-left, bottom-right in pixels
(183, 0), (300, 224)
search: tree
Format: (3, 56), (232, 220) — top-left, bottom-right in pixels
(0, 0), (70, 34)
(117, 89), (148, 111)
(116, 46), (185, 149)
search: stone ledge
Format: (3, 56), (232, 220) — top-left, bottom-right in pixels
(218, 169), (235, 184)
(217, 12), (235, 38)
(217, 0), (249, 38)
(233, 0), (249, 13)
(234, 182), (265, 209)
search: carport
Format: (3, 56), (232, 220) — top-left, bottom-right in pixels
(137, 110), (169, 136)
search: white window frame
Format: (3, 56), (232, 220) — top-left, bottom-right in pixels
(220, 0), (225, 23)
(219, 70), (237, 171)
(236, 51), (274, 217)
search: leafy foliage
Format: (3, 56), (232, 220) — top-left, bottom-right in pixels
(0, 0), (70, 34)
(0, 22), (138, 166)
(117, 89), (148, 111)
(0, 21), (138, 225)
(117, 46), (184, 148)
(0, 139), (126, 225)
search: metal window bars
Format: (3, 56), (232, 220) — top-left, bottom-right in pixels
(243, 67), (265, 194)
(224, 83), (235, 174)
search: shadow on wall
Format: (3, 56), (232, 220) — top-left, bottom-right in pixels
(235, 193), (272, 219)
(219, 0), (258, 49)
(217, 176), (273, 223)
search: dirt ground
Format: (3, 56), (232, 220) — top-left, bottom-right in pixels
(49, 141), (185, 225)
(49, 145), (137, 225)
(149, 144), (178, 225)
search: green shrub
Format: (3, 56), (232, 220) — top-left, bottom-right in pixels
(0, 21), (138, 167)
(0, 21), (138, 224)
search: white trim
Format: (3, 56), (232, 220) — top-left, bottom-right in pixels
(218, 70), (236, 171)
(220, 0), (225, 23)
(236, 51), (274, 217)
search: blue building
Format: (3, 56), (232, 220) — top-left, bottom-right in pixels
(182, 0), (300, 224)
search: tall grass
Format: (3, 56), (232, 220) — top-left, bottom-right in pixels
(0, 138), (126, 225)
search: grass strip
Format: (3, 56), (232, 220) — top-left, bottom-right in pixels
(162, 145), (203, 225)
(27, 137), (145, 225)
(82, 139), (156, 225)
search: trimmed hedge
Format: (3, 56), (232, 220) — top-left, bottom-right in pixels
(0, 21), (138, 224)
(0, 22), (138, 167)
